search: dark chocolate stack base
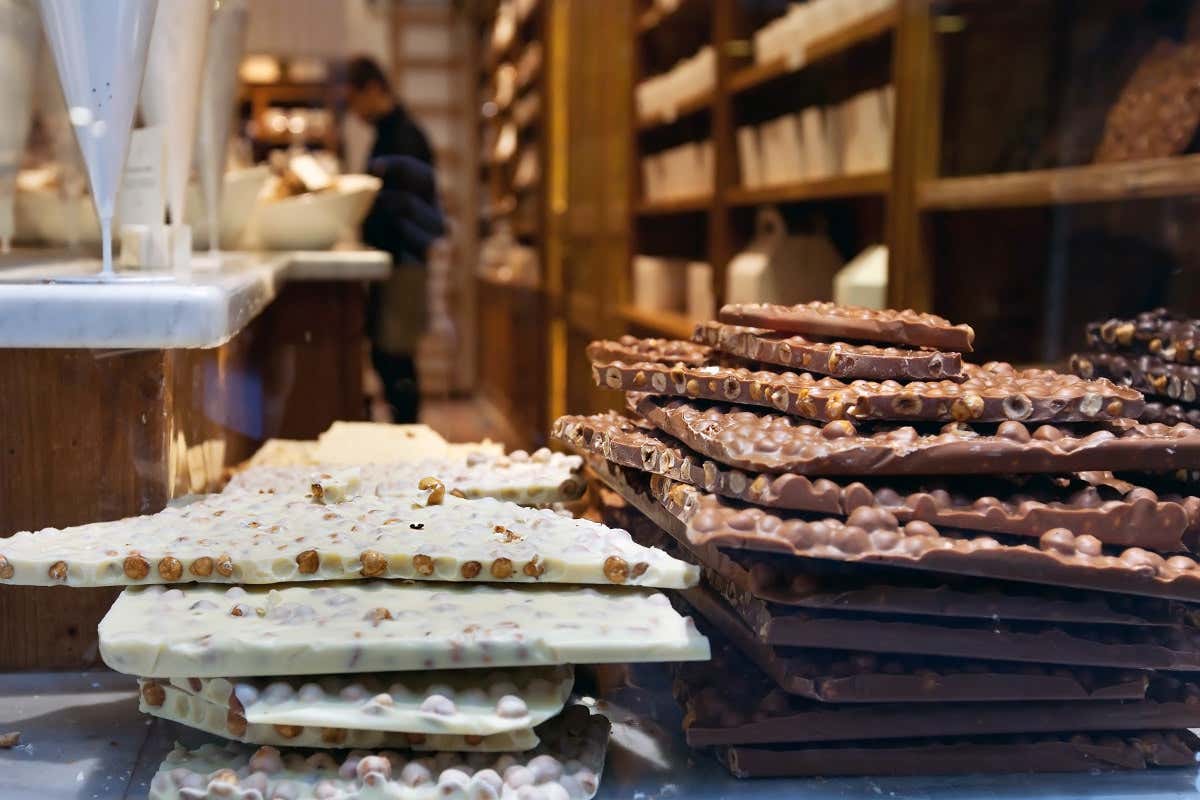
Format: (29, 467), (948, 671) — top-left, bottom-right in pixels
(556, 300), (1200, 778)
(1073, 309), (1200, 429)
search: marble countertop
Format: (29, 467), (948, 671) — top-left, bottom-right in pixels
(0, 249), (391, 349)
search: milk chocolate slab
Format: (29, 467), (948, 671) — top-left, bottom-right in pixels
(99, 582), (710, 678)
(140, 679), (537, 751)
(558, 412), (1200, 552)
(1088, 309), (1200, 365)
(167, 666), (573, 736)
(718, 301), (976, 352)
(592, 360), (1141, 423)
(225, 448), (586, 506)
(589, 453), (1186, 627)
(677, 660), (1200, 747)
(694, 321), (965, 381)
(1142, 401), (1200, 427)
(0, 483), (696, 589)
(148, 705), (609, 800)
(585, 335), (711, 366)
(634, 395), (1200, 475)
(697, 570), (1200, 671)
(717, 731), (1199, 777)
(655, 479), (1200, 603)
(1073, 351), (1200, 404)
(678, 585), (1149, 703)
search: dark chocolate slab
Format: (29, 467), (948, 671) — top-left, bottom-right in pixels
(591, 360), (1142, 423)
(717, 730), (1199, 777)
(1142, 401), (1200, 427)
(718, 301), (976, 352)
(678, 584), (1149, 703)
(694, 321), (965, 381)
(1073, 351), (1200, 404)
(556, 412), (1198, 552)
(653, 478), (1200, 603)
(1088, 309), (1200, 365)
(634, 395), (1200, 475)
(585, 335), (711, 366)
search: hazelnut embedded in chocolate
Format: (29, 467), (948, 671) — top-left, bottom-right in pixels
(158, 556), (183, 582)
(215, 554), (235, 577)
(140, 681), (166, 707)
(360, 550), (387, 577)
(123, 554), (150, 580)
(412, 554), (435, 576)
(0, 556), (11, 580)
(417, 476), (446, 505)
(461, 560), (482, 579)
(47, 561), (68, 582)
(295, 549), (320, 574)
(490, 557), (514, 579)
(189, 557), (214, 577)
(604, 555), (630, 584)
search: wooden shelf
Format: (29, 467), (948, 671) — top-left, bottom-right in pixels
(729, 7), (898, 95)
(616, 305), (695, 339)
(919, 154), (1200, 210)
(636, 90), (713, 130)
(636, 195), (713, 214)
(727, 172), (890, 206)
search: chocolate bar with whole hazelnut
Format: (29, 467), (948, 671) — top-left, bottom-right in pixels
(594, 458), (1186, 629)
(718, 301), (976, 352)
(677, 585), (1149, 703)
(591, 359), (1143, 423)
(633, 395), (1200, 476)
(654, 478), (1200, 603)
(1087, 309), (1200, 365)
(148, 704), (609, 800)
(585, 335), (712, 366)
(677, 659), (1200, 747)
(695, 567), (1200, 671)
(1141, 401), (1200, 427)
(693, 321), (965, 381)
(559, 412), (1200, 553)
(1072, 351), (1200, 404)
(716, 730), (1200, 777)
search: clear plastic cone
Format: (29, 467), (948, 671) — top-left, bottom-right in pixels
(37, 0), (158, 276)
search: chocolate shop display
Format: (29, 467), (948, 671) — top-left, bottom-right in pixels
(2, 423), (710, 798)
(555, 299), (1200, 779)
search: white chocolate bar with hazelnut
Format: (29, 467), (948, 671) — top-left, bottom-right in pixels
(100, 582), (711, 678)
(244, 438), (319, 468)
(148, 705), (608, 800)
(226, 448), (586, 506)
(164, 665), (573, 736)
(0, 486), (696, 589)
(140, 680), (538, 751)
(314, 422), (504, 464)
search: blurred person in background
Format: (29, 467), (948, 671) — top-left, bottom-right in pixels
(342, 55), (445, 423)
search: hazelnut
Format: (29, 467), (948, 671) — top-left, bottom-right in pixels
(190, 557), (214, 577)
(295, 549), (320, 574)
(464, 734), (484, 746)
(450, 488), (467, 499)
(461, 560), (482, 579)
(273, 724), (303, 739)
(490, 558), (514, 579)
(632, 562), (649, 578)
(412, 554), (435, 576)
(604, 556), (630, 584)
(685, 378), (702, 396)
(226, 710), (248, 737)
(48, 561), (68, 582)
(950, 394), (984, 421)
(158, 557), (183, 582)
(418, 477), (446, 505)
(523, 557), (545, 578)
(368, 607), (393, 625)
(605, 366), (622, 389)
(0, 555), (10, 580)
(215, 554), (234, 577)
(768, 385), (790, 411)
(321, 727), (347, 745)
(1039, 528), (1076, 555)
(360, 550), (387, 577)
(891, 393), (922, 415)
(211, 768), (240, 786)
(405, 732), (427, 745)
(141, 681), (166, 707)
(632, 371), (647, 388)
(123, 555), (150, 580)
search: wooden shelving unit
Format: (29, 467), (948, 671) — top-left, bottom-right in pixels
(727, 172), (890, 206)
(635, 90), (713, 129)
(636, 195), (713, 215)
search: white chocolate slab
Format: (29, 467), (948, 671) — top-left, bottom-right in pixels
(140, 681), (538, 752)
(99, 582), (710, 677)
(0, 486), (695, 589)
(244, 439), (319, 468)
(148, 706), (608, 800)
(314, 422), (504, 464)
(172, 665), (573, 735)
(225, 449), (586, 506)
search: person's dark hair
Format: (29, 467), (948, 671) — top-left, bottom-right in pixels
(345, 55), (391, 93)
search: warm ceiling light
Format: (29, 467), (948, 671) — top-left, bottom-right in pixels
(240, 54), (282, 84)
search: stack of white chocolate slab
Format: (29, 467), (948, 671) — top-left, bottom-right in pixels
(3, 422), (708, 800)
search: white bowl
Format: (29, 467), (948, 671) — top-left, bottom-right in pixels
(255, 173), (381, 251)
(189, 164), (271, 249)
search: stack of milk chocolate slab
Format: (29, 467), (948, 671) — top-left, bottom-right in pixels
(555, 300), (1200, 778)
(1072, 308), (1200, 430)
(1, 424), (708, 799)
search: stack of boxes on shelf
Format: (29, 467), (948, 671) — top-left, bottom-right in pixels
(633, 255), (715, 323)
(635, 46), (716, 126)
(641, 140), (715, 204)
(1, 422), (709, 797)
(555, 301), (1200, 778)
(738, 86), (894, 189)
(1072, 309), (1200, 430)
(754, 0), (896, 69)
